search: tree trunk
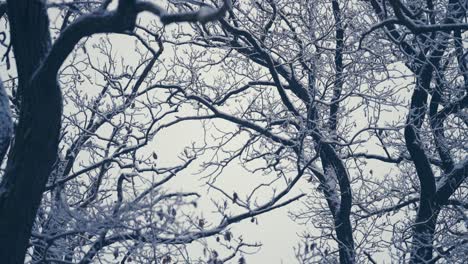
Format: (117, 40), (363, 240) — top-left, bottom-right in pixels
(409, 202), (440, 263)
(0, 81), (13, 163)
(0, 1), (62, 263)
(335, 215), (355, 264)
(318, 142), (355, 264)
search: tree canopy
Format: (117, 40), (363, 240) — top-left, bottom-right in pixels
(0, 0), (467, 263)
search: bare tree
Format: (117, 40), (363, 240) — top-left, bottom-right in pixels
(362, 0), (468, 263)
(160, 0), (467, 263)
(159, 0), (379, 262)
(1, 0), (467, 263)
(0, 0), (233, 262)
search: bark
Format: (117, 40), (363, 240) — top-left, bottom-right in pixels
(405, 65), (438, 264)
(0, 1), (62, 263)
(328, 0), (344, 133)
(410, 203), (440, 263)
(0, 80), (13, 163)
(405, 37), (450, 263)
(310, 101), (355, 263)
(320, 144), (355, 264)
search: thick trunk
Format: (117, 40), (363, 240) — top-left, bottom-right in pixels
(405, 84), (438, 264)
(0, 75), (62, 263)
(335, 215), (355, 264)
(404, 38), (446, 263)
(409, 202), (440, 263)
(0, 1), (62, 263)
(318, 143), (355, 264)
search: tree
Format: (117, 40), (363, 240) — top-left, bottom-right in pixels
(363, 0), (468, 262)
(0, 0), (234, 262)
(22, 19), (297, 262)
(162, 0), (374, 262)
(162, 0), (467, 262)
(0, 0), (467, 263)
(0, 80), (12, 162)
